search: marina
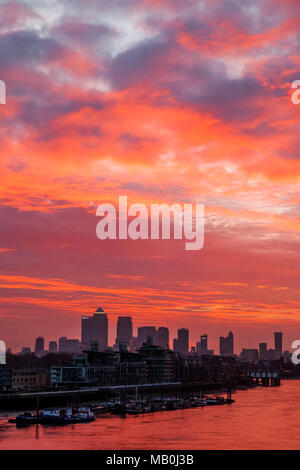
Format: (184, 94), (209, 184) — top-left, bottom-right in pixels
(0, 380), (298, 450)
(7, 391), (234, 427)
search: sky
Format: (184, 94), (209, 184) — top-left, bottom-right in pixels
(0, 0), (300, 353)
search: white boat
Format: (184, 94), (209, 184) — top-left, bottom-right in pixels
(41, 407), (95, 424)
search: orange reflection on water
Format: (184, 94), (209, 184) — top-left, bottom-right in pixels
(0, 380), (299, 450)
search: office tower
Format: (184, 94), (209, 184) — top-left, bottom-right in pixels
(158, 327), (169, 349)
(239, 349), (259, 362)
(115, 317), (133, 349)
(196, 334), (208, 355)
(219, 331), (234, 356)
(137, 327), (157, 348)
(259, 342), (267, 360)
(58, 337), (80, 353)
(49, 341), (58, 353)
(34, 337), (44, 355)
(274, 332), (283, 359)
(178, 328), (189, 354)
(81, 307), (108, 351)
(173, 328), (189, 355)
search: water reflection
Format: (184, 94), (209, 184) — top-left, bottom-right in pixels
(0, 380), (299, 450)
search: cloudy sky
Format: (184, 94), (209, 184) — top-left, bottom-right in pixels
(0, 0), (300, 352)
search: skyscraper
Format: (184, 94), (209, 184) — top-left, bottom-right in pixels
(219, 331), (234, 356)
(115, 316), (133, 349)
(34, 337), (44, 355)
(158, 327), (169, 349)
(173, 328), (189, 355)
(59, 337), (80, 353)
(49, 341), (58, 353)
(137, 326), (157, 348)
(81, 307), (108, 351)
(196, 334), (208, 355)
(274, 332), (283, 359)
(259, 342), (267, 360)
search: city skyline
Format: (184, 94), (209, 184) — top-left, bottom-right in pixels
(5, 307), (289, 359)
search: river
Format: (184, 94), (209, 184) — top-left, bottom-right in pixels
(0, 380), (299, 450)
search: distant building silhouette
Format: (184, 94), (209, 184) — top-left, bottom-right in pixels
(274, 332), (283, 359)
(137, 326), (157, 348)
(49, 341), (58, 353)
(158, 327), (169, 349)
(267, 348), (275, 361)
(81, 307), (108, 351)
(115, 317), (133, 350)
(58, 337), (80, 353)
(259, 342), (268, 360)
(220, 331), (234, 356)
(196, 334), (208, 355)
(240, 348), (258, 362)
(34, 337), (44, 355)
(173, 328), (189, 355)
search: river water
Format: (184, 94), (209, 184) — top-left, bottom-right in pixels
(0, 380), (299, 450)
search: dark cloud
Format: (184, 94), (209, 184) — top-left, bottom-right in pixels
(110, 36), (171, 89)
(0, 30), (62, 66)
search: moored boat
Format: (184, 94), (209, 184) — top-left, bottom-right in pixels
(41, 407), (95, 424)
(15, 412), (38, 426)
(205, 396), (225, 405)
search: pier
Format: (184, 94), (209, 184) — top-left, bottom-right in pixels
(0, 381), (226, 410)
(247, 370), (280, 386)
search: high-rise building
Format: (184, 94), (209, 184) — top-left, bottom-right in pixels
(158, 327), (169, 349)
(137, 327), (157, 348)
(34, 337), (44, 355)
(239, 348), (259, 362)
(274, 332), (283, 359)
(115, 317), (133, 349)
(173, 328), (189, 355)
(81, 307), (108, 351)
(49, 341), (58, 353)
(58, 337), (80, 353)
(196, 334), (208, 355)
(259, 342), (268, 360)
(219, 331), (234, 356)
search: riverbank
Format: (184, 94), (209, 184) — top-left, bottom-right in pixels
(0, 382), (257, 418)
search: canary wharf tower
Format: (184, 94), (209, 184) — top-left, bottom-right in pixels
(81, 307), (108, 351)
